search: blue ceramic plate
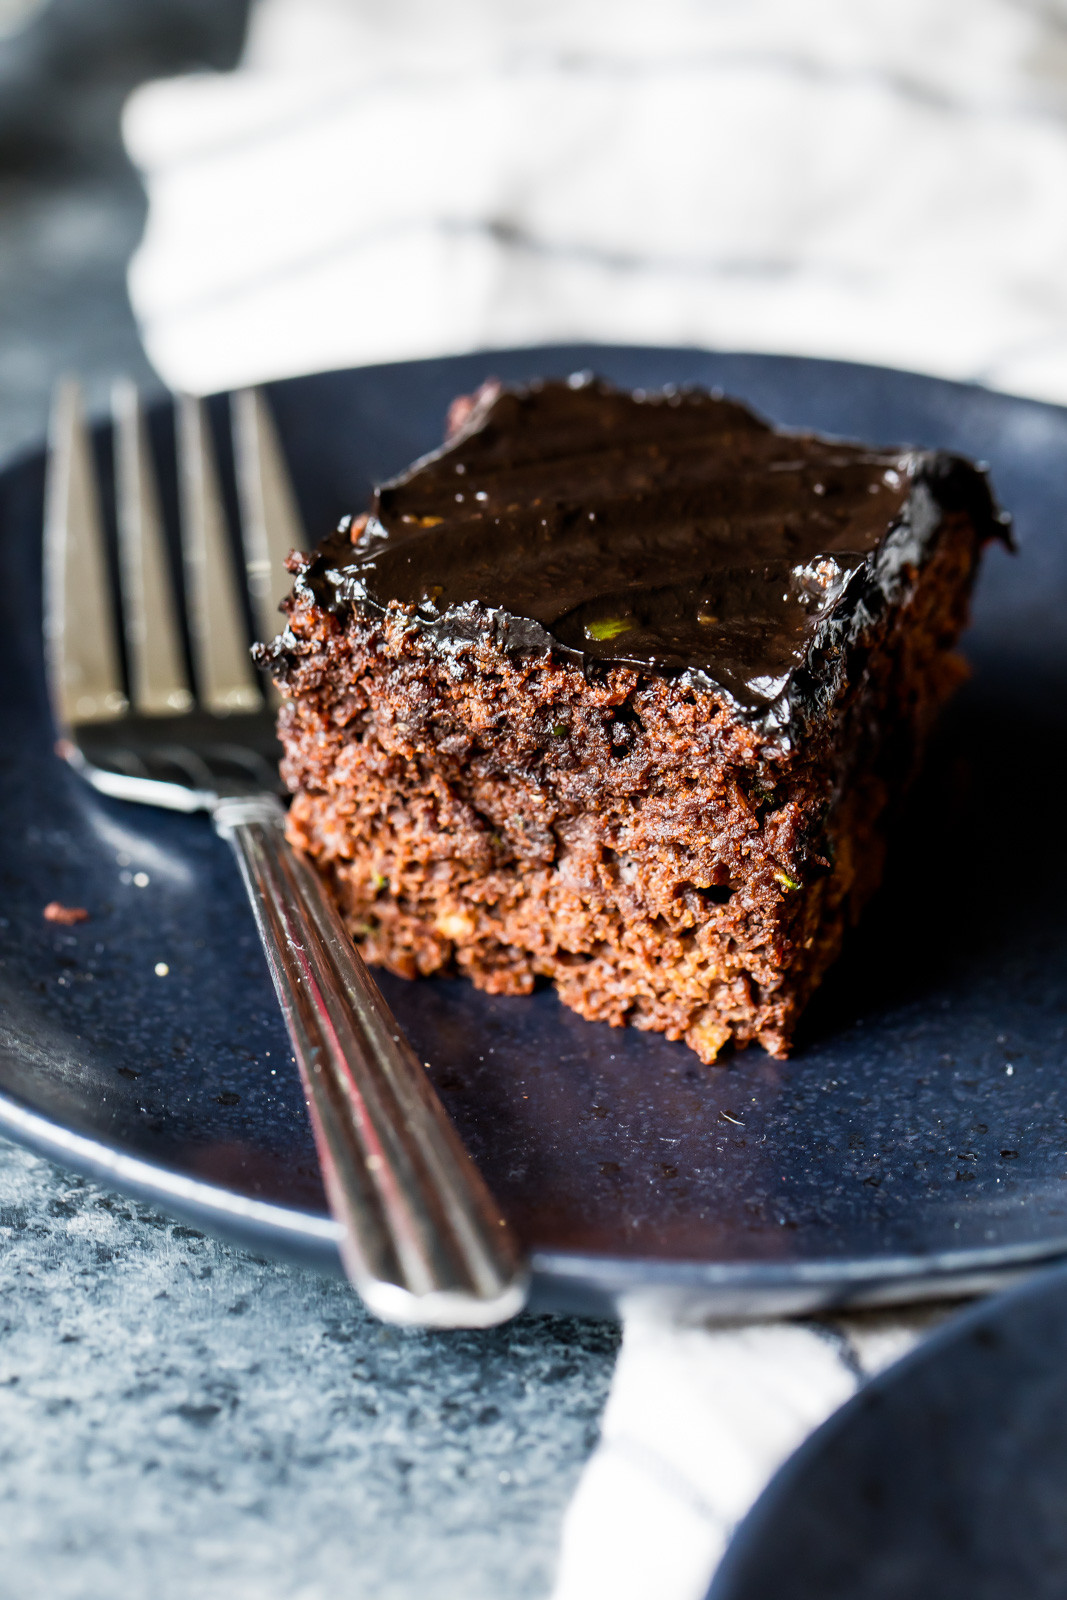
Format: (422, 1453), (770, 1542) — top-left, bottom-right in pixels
(2, 346), (1065, 1319)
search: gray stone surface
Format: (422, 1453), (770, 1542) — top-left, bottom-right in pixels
(0, 0), (252, 457)
(0, 6), (619, 1595)
(0, 169), (162, 459)
(0, 1144), (617, 1600)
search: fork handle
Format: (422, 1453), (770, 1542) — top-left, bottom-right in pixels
(213, 794), (528, 1327)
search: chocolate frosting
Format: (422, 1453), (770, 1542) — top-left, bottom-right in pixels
(306, 375), (1006, 724)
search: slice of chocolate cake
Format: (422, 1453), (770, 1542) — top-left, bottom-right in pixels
(262, 376), (1006, 1064)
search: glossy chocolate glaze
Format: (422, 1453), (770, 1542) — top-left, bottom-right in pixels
(306, 376), (1005, 723)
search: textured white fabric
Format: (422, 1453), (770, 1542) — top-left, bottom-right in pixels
(550, 1303), (951, 1600)
(125, 0), (1067, 400)
(553, 1315), (857, 1600)
(120, 5), (1067, 1597)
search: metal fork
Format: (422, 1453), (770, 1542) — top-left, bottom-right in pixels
(43, 378), (527, 1328)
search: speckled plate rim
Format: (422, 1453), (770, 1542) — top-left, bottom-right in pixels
(0, 1073), (1063, 1317)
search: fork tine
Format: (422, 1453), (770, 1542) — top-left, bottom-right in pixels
(112, 379), (194, 717)
(44, 379), (128, 729)
(231, 387), (306, 645)
(175, 393), (262, 715)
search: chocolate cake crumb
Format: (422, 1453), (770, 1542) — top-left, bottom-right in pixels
(43, 902), (89, 925)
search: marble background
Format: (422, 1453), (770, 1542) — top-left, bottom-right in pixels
(0, 1145), (616, 1599)
(0, 4), (618, 1596)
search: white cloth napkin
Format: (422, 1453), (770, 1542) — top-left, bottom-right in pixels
(125, 0), (1067, 403)
(121, 4), (1067, 1597)
(551, 1301), (951, 1600)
